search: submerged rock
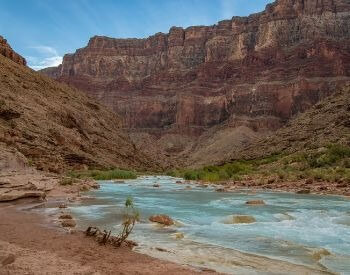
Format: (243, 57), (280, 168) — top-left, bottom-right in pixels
(153, 184), (160, 188)
(149, 214), (174, 226)
(275, 213), (295, 221)
(223, 215), (256, 224)
(246, 200), (266, 206)
(171, 232), (185, 239)
(311, 248), (331, 261)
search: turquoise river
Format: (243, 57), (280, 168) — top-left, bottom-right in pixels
(64, 176), (350, 274)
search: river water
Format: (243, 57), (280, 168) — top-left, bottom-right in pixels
(68, 176), (350, 274)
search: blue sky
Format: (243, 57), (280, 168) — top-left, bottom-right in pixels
(0, 0), (273, 70)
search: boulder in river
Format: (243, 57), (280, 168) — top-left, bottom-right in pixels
(223, 215), (256, 224)
(149, 214), (174, 226)
(246, 200), (266, 206)
(153, 184), (160, 188)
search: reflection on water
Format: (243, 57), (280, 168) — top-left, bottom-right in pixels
(67, 176), (350, 274)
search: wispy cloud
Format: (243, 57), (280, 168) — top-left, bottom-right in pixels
(30, 45), (59, 56)
(26, 45), (62, 70)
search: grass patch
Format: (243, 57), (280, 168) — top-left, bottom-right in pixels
(171, 143), (350, 183)
(67, 169), (137, 180)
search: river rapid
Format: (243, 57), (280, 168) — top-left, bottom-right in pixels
(66, 176), (350, 274)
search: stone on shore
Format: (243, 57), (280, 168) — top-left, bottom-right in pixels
(59, 214), (73, 220)
(1, 254), (15, 266)
(61, 219), (76, 228)
(0, 190), (45, 202)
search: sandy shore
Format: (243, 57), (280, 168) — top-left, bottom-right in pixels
(0, 202), (216, 275)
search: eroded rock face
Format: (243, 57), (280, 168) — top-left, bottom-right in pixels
(41, 0), (350, 159)
(0, 36), (26, 66)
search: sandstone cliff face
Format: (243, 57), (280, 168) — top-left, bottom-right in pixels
(0, 36), (26, 66)
(41, 0), (350, 161)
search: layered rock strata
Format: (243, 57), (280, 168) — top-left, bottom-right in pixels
(41, 0), (350, 161)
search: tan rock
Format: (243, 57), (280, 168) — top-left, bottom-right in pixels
(59, 214), (73, 220)
(246, 200), (266, 206)
(0, 190), (45, 202)
(149, 214), (174, 226)
(61, 219), (76, 228)
(1, 254), (15, 266)
(223, 215), (256, 224)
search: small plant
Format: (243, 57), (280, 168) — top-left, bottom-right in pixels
(112, 197), (140, 246)
(85, 197), (139, 247)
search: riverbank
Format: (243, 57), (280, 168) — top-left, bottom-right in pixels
(0, 203), (216, 274)
(0, 169), (217, 274)
(189, 178), (350, 197)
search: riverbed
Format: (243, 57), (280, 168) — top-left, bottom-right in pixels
(66, 176), (350, 274)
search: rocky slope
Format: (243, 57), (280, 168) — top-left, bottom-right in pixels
(41, 0), (350, 163)
(230, 84), (350, 162)
(0, 48), (159, 173)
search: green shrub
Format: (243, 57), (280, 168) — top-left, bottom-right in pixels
(184, 170), (199, 180)
(67, 169), (137, 180)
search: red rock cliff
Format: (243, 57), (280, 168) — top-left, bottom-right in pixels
(41, 0), (350, 155)
(0, 36), (26, 66)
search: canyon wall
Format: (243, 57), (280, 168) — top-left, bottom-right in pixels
(41, 0), (350, 163)
(0, 36), (26, 66)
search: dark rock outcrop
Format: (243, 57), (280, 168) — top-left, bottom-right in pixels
(40, 0), (350, 164)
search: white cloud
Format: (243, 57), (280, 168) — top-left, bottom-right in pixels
(26, 46), (62, 70)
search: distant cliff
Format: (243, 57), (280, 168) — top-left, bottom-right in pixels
(41, 0), (350, 162)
